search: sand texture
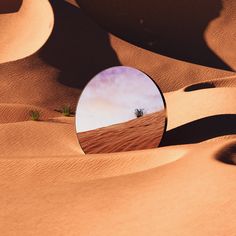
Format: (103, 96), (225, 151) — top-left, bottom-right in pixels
(0, 0), (236, 235)
(78, 111), (166, 153)
(0, 0), (54, 63)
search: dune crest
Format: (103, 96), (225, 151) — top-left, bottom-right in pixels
(0, 0), (54, 63)
(78, 111), (166, 153)
(0, 0), (236, 235)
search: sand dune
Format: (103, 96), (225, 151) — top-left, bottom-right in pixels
(77, 0), (236, 70)
(166, 87), (236, 130)
(0, 0), (233, 98)
(78, 111), (166, 153)
(0, 140), (235, 235)
(0, 0), (54, 63)
(0, 0), (236, 235)
(0, 103), (58, 123)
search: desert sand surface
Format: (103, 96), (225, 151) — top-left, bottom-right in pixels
(0, 0), (236, 235)
(78, 111), (166, 153)
(0, 0), (54, 63)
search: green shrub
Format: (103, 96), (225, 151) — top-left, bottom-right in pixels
(29, 110), (40, 121)
(61, 105), (71, 116)
(54, 105), (75, 117)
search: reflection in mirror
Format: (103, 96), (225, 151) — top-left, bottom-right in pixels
(76, 66), (167, 154)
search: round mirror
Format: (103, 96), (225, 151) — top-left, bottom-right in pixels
(75, 66), (167, 154)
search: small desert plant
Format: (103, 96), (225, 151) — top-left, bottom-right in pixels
(54, 105), (75, 117)
(61, 105), (71, 116)
(135, 108), (144, 118)
(29, 110), (40, 121)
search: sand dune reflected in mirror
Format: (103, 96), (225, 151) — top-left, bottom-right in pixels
(76, 66), (166, 154)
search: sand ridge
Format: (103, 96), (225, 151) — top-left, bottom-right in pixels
(0, 140), (236, 235)
(77, 0), (236, 70)
(0, 0), (54, 63)
(78, 110), (166, 153)
(0, 0), (236, 235)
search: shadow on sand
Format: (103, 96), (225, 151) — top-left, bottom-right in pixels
(0, 0), (22, 14)
(77, 0), (232, 71)
(39, 0), (121, 89)
(160, 114), (236, 146)
(216, 142), (236, 165)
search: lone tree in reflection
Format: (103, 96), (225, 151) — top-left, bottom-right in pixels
(135, 108), (144, 118)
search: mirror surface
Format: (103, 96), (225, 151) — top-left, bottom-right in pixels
(76, 66), (167, 154)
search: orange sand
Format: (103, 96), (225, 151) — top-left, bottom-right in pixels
(78, 111), (166, 153)
(0, 0), (236, 235)
(0, 0), (54, 63)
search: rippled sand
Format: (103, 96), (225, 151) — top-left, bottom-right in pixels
(0, 1), (235, 235)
